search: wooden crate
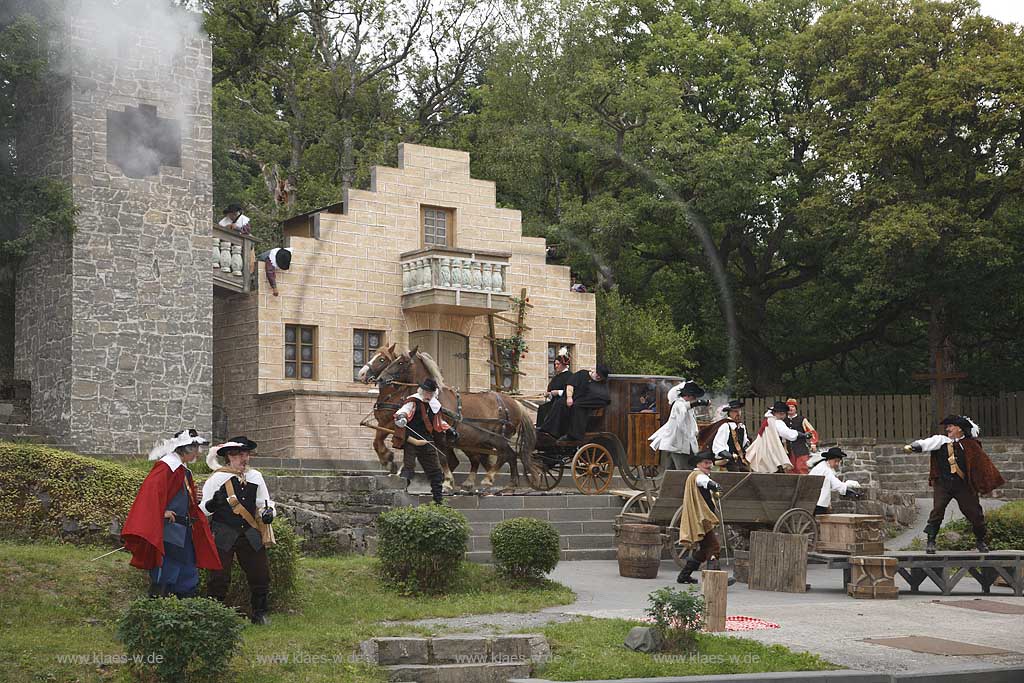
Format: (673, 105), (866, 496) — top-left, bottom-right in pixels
(847, 555), (898, 600)
(817, 514), (885, 554)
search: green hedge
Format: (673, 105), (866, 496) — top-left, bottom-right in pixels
(117, 597), (245, 683)
(490, 517), (561, 580)
(937, 500), (1024, 550)
(0, 443), (145, 544)
(377, 504), (469, 594)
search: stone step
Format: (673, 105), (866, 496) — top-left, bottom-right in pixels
(0, 424), (54, 443)
(361, 634), (545, 682)
(383, 662), (530, 683)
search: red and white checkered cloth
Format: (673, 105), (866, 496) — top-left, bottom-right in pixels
(724, 616), (780, 631)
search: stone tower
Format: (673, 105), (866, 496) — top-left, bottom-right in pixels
(14, 0), (213, 455)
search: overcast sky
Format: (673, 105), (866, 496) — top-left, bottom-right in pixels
(976, 0), (1024, 25)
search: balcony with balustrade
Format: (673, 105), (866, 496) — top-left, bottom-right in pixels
(212, 227), (258, 293)
(400, 246), (511, 315)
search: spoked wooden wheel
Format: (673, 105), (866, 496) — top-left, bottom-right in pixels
(668, 506), (687, 568)
(620, 457), (668, 491)
(620, 491), (653, 516)
(571, 443), (614, 495)
(526, 453), (565, 491)
(773, 508), (818, 551)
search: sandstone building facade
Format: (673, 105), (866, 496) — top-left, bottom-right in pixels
(214, 143), (597, 467)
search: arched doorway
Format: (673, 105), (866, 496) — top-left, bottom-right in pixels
(408, 330), (469, 389)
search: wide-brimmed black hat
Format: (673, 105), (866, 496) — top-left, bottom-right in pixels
(721, 399), (745, 413)
(275, 248), (292, 270)
(821, 446), (846, 461)
(419, 377), (439, 392)
(206, 437), (257, 469)
(688, 450), (715, 467)
(679, 381), (704, 398)
(227, 436), (258, 450)
(223, 202), (242, 214)
(770, 400), (790, 414)
(940, 415), (978, 437)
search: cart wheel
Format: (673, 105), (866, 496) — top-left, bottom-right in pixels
(526, 454), (565, 491)
(571, 443), (614, 495)
(620, 491), (653, 516)
(620, 457), (668, 491)
(773, 508), (818, 551)
(668, 506), (687, 568)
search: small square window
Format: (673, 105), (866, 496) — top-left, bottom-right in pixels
(285, 324), (316, 380)
(422, 206), (453, 247)
(353, 329), (386, 381)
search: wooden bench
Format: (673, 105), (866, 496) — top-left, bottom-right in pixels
(809, 550), (1024, 596)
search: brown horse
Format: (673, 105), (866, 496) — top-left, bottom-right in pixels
(376, 349), (536, 489)
(358, 344), (461, 487)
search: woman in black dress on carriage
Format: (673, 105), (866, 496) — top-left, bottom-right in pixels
(538, 364), (612, 442)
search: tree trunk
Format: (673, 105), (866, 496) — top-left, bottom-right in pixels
(928, 297), (959, 418)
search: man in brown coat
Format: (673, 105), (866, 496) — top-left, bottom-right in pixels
(907, 415), (1005, 554)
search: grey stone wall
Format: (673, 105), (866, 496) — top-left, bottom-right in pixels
(14, 0), (213, 454)
(267, 474), (412, 554)
(212, 290), (259, 441)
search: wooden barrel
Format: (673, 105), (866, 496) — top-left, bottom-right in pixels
(617, 524), (662, 579)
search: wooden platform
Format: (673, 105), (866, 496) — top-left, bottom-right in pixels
(809, 550), (1024, 596)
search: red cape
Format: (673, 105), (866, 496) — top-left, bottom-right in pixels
(928, 438), (1006, 495)
(121, 460), (221, 571)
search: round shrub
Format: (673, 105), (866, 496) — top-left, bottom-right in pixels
(490, 517), (560, 580)
(377, 504), (469, 594)
(117, 597), (245, 683)
(198, 516), (301, 613)
(937, 500), (1024, 550)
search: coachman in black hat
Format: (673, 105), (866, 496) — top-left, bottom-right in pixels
(906, 416), (1005, 553)
(201, 437), (277, 624)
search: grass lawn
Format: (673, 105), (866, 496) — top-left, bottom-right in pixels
(0, 541), (574, 683)
(534, 617), (837, 680)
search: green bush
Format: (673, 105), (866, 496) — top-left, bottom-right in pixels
(646, 586), (705, 652)
(0, 443), (145, 544)
(490, 517), (561, 580)
(198, 517), (301, 613)
(937, 500), (1024, 550)
(117, 597), (245, 683)
(377, 504), (469, 594)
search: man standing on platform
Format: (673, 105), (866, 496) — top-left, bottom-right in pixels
(907, 415), (1005, 554)
(710, 399), (750, 471)
(784, 398), (818, 474)
(649, 380), (709, 470)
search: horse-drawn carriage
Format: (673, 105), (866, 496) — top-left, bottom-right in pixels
(618, 469), (824, 565)
(526, 374), (691, 494)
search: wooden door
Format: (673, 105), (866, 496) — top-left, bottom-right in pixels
(408, 330), (469, 390)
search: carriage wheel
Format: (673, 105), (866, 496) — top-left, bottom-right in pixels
(571, 443), (614, 495)
(620, 491), (653, 517)
(620, 457), (668, 491)
(668, 506), (687, 568)
(526, 455), (565, 491)
(773, 508), (818, 552)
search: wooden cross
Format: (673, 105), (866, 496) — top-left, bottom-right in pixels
(912, 342), (967, 419)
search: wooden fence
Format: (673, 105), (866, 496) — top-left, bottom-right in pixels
(738, 394), (1024, 442)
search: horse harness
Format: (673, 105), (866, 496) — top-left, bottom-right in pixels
(370, 386), (516, 445)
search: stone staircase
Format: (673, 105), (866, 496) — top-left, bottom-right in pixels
(0, 380), (59, 446)
(431, 491), (622, 563)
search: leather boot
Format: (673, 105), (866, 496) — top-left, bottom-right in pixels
(975, 534), (990, 553)
(676, 559), (700, 584)
(925, 532), (937, 555)
(147, 582), (169, 598)
(250, 592), (270, 626)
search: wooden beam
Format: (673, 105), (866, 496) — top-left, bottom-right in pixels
(702, 570), (728, 632)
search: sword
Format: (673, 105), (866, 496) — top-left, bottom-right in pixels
(404, 424), (449, 462)
(713, 491), (731, 569)
(90, 545), (126, 562)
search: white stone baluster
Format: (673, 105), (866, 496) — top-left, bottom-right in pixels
(481, 262), (493, 291)
(439, 257), (451, 287)
(219, 241), (232, 273)
(230, 244), (243, 276)
(213, 236), (222, 269)
(497, 265), (507, 292)
(471, 261), (483, 290)
(417, 259), (429, 290)
(402, 262), (411, 292)
(450, 259), (463, 288)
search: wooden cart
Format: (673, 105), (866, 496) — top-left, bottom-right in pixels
(526, 374), (690, 494)
(618, 469), (825, 566)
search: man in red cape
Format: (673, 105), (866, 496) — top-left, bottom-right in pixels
(122, 428), (221, 597)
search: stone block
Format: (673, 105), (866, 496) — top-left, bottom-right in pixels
(362, 637), (429, 666)
(491, 635), (533, 663)
(430, 636), (489, 664)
